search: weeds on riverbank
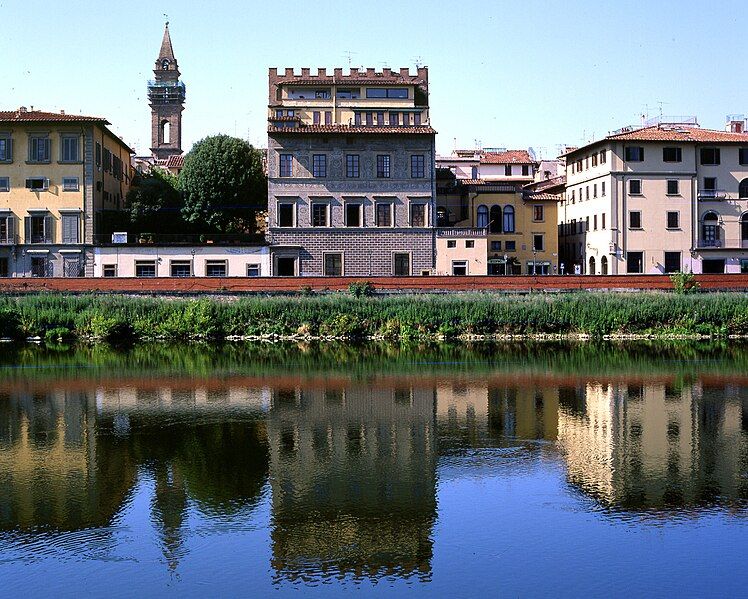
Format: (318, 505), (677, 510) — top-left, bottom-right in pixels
(1, 292), (747, 342)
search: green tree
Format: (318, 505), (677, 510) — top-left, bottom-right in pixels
(125, 169), (183, 233)
(179, 135), (266, 232)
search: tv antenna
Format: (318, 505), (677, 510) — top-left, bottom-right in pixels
(343, 50), (358, 67)
(412, 56), (424, 68)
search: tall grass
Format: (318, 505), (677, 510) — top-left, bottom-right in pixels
(0, 292), (747, 341)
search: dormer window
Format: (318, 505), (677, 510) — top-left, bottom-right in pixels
(161, 59), (170, 70)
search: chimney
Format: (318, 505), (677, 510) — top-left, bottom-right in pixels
(317, 67), (327, 77)
(726, 115), (746, 133)
(60, 110), (65, 115)
(18, 106), (27, 113)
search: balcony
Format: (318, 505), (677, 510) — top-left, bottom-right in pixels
(0, 232), (16, 245)
(696, 237), (748, 249)
(436, 227), (487, 238)
(698, 189), (728, 200)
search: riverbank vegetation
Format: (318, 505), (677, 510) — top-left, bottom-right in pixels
(1, 292), (748, 342)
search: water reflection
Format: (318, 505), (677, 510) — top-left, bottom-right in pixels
(0, 343), (746, 590)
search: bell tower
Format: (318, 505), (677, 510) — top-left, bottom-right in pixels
(148, 22), (186, 159)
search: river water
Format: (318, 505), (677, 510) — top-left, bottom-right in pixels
(0, 342), (746, 597)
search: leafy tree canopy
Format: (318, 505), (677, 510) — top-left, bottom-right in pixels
(125, 169), (182, 232)
(180, 135), (266, 232)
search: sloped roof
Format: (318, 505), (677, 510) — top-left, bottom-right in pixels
(0, 109), (108, 123)
(480, 150), (535, 165)
(158, 23), (175, 60)
(268, 125), (436, 135)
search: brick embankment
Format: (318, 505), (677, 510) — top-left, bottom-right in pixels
(1, 274), (748, 294)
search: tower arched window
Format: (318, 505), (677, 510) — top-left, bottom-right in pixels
(489, 205), (502, 233)
(741, 213), (748, 243)
(739, 178), (748, 199)
(477, 205), (489, 228)
(161, 120), (171, 144)
(162, 59), (170, 70)
(503, 206), (515, 233)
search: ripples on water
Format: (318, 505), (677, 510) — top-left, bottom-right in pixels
(0, 342), (746, 596)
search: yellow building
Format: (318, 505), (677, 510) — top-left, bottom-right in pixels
(0, 108), (134, 277)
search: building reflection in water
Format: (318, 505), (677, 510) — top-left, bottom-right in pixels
(557, 381), (748, 511)
(267, 382), (437, 582)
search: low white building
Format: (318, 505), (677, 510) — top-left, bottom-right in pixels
(93, 245), (270, 277)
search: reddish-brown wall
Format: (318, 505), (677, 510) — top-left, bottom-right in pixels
(1, 274), (748, 294)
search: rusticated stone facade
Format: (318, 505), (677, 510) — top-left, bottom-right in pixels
(267, 132), (436, 276)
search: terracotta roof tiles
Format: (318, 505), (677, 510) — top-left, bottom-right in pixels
(0, 109), (108, 123)
(480, 150), (536, 165)
(268, 125), (436, 135)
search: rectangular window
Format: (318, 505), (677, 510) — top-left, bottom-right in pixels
(95, 142), (101, 168)
(740, 148), (748, 165)
(625, 146), (644, 161)
(376, 112), (385, 126)
(61, 213), (79, 243)
(28, 137), (50, 162)
(571, 190), (575, 203)
(592, 154), (598, 167)
(246, 263), (260, 277)
(25, 177), (49, 191)
(447, 240), (456, 248)
(103, 148), (112, 172)
(663, 147), (682, 162)
(61, 135), (79, 162)
(593, 184), (598, 198)
(0, 215), (14, 244)
(62, 177), (79, 192)
(667, 211), (680, 229)
(135, 261), (156, 277)
(394, 253), (410, 276)
(452, 261), (468, 276)
(312, 154), (327, 178)
(576, 159), (583, 171)
(703, 177), (717, 191)
(389, 112), (399, 126)
(741, 259), (748, 274)
(366, 88), (387, 99)
(465, 240), (474, 248)
(532, 234), (544, 251)
(365, 112), (374, 126)
(313, 111), (320, 125)
(279, 154), (293, 177)
(336, 89), (360, 99)
(325, 111), (332, 125)
(533, 205), (544, 221)
(402, 113), (410, 126)
(311, 203), (329, 227)
(601, 181), (606, 196)
(627, 251), (644, 274)
(346, 154), (360, 178)
(600, 150), (606, 164)
(411, 155), (425, 178)
(354, 112), (362, 126)
(700, 147), (720, 165)
(345, 203), (362, 227)
(667, 179), (679, 195)
(102, 264), (117, 277)
(629, 179), (642, 195)
(376, 154), (391, 178)
(522, 165), (529, 176)
(602, 213), (606, 229)
(0, 137), (12, 162)
(585, 186), (590, 200)
(491, 240), (501, 251)
(277, 203), (294, 227)
(410, 203), (426, 227)
(593, 215), (598, 230)
(323, 253), (343, 276)
(413, 112), (421, 126)
(505, 240), (516, 251)
(0, 177), (9, 192)
(629, 211), (642, 229)
(170, 260), (192, 277)
(664, 252), (681, 273)
(206, 260), (227, 277)
(505, 165), (512, 176)
(376, 203), (392, 227)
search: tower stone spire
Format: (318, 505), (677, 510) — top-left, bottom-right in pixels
(148, 22), (186, 159)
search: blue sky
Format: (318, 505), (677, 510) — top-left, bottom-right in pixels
(4, 0), (746, 158)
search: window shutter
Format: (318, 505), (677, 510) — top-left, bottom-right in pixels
(7, 138), (11, 162)
(7, 216), (15, 242)
(24, 217), (30, 243)
(44, 215), (55, 243)
(62, 214), (79, 244)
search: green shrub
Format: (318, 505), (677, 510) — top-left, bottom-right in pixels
(670, 271), (700, 294)
(348, 281), (375, 297)
(44, 327), (75, 344)
(0, 307), (22, 339)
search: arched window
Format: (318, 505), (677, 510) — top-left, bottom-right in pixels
(741, 213), (748, 243)
(702, 211), (720, 247)
(477, 205), (489, 228)
(161, 120), (171, 144)
(600, 256), (608, 275)
(162, 59), (170, 70)
(740, 179), (748, 199)
(503, 206), (515, 233)
(489, 205), (502, 233)
(588, 256), (596, 275)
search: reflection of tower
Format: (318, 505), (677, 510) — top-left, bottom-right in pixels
(266, 383), (437, 581)
(148, 22), (186, 160)
(152, 463), (187, 573)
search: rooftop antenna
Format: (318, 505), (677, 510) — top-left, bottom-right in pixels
(412, 56), (423, 68)
(343, 50), (357, 67)
(657, 100), (668, 117)
(163, 13), (168, 25)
